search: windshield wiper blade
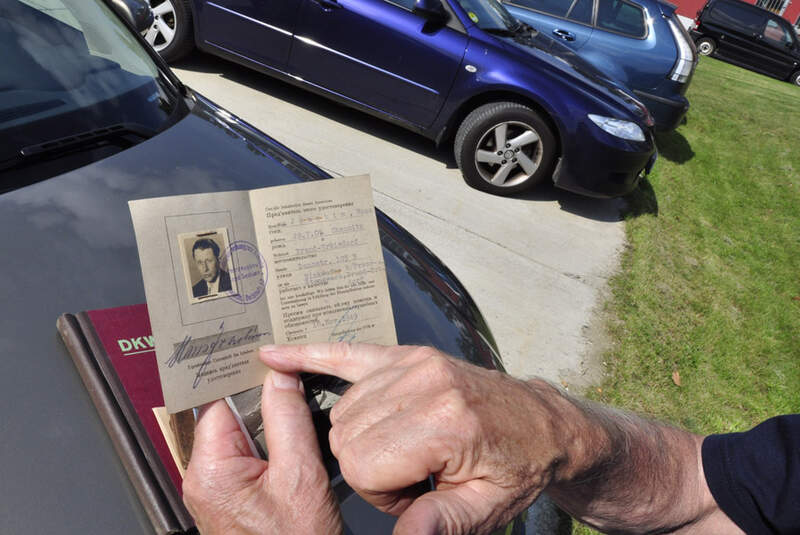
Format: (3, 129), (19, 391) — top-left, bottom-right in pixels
(481, 27), (515, 36)
(1, 123), (156, 172)
(18, 123), (155, 158)
(513, 21), (538, 36)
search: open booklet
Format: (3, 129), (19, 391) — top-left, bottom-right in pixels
(129, 175), (397, 414)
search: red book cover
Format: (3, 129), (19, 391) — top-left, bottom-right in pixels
(86, 304), (183, 492)
(57, 304), (194, 535)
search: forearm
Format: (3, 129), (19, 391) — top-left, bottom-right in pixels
(526, 379), (732, 534)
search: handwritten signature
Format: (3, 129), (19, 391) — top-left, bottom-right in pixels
(166, 321), (270, 389)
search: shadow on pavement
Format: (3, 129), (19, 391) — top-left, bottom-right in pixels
(174, 52), (456, 168)
(655, 129), (694, 164)
(516, 183), (626, 223)
(175, 52), (627, 224)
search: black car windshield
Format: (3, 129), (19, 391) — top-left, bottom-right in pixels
(456, 0), (518, 31)
(0, 0), (184, 188)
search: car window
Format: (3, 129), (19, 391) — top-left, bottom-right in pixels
(596, 0), (645, 37)
(510, 0), (571, 18)
(567, 0), (593, 24)
(763, 18), (794, 46)
(710, 1), (764, 33)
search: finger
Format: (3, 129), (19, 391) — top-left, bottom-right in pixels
(335, 407), (446, 501)
(332, 354), (458, 426)
(330, 389), (426, 458)
(259, 343), (416, 383)
(191, 399), (256, 462)
(183, 400), (266, 512)
(393, 483), (498, 535)
(358, 479), (429, 517)
(329, 364), (407, 424)
(261, 369), (326, 474)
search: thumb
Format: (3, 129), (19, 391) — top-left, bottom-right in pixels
(261, 370), (326, 473)
(394, 484), (496, 535)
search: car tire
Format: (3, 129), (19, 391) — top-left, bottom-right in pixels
(696, 37), (716, 57)
(454, 102), (557, 196)
(790, 71), (800, 86)
(142, 0), (194, 62)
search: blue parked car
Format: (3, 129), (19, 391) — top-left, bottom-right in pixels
(502, 0), (698, 130)
(142, 0), (657, 197)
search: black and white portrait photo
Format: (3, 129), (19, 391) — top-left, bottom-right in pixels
(178, 228), (237, 304)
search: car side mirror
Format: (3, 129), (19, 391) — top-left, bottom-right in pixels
(413, 0), (449, 23)
(109, 0), (154, 33)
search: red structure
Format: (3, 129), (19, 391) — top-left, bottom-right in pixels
(673, 0), (800, 30)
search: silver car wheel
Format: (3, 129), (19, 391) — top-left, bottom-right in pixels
(474, 121), (543, 188)
(142, 0), (177, 52)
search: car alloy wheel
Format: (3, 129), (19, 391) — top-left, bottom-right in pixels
(455, 102), (556, 195)
(474, 121), (543, 188)
(143, 0), (177, 53)
(696, 38), (715, 56)
(141, 0), (194, 62)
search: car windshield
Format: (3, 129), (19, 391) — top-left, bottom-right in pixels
(0, 0), (184, 187)
(456, 0), (519, 31)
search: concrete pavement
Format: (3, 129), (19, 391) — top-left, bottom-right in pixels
(173, 52), (626, 390)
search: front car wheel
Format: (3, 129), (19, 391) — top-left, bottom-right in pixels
(454, 102), (557, 195)
(142, 0), (194, 62)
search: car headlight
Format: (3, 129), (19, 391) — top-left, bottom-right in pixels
(587, 115), (646, 142)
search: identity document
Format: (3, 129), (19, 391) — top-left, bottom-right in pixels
(130, 175), (397, 413)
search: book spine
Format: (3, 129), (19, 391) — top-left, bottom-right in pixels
(74, 312), (195, 531)
(57, 313), (184, 535)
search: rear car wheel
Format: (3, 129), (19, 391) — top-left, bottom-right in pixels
(454, 102), (557, 195)
(696, 37), (716, 56)
(142, 0), (194, 62)
(790, 71), (800, 86)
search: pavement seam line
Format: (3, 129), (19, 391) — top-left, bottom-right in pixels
(372, 189), (604, 285)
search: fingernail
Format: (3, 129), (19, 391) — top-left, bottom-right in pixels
(260, 344), (277, 353)
(270, 370), (299, 391)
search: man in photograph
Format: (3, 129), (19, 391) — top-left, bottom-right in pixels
(191, 238), (232, 298)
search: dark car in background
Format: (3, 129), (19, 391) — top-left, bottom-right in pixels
(690, 0), (800, 85)
(0, 0), (540, 532)
(142, 0), (657, 198)
(502, 0), (697, 130)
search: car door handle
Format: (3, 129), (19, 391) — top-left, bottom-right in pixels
(311, 0), (342, 10)
(552, 29), (575, 41)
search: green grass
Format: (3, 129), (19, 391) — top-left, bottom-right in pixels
(572, 58), (800, 534)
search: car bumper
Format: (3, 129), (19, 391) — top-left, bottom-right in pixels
(553, 125), (657, 198)
(634, 90), (690, 132)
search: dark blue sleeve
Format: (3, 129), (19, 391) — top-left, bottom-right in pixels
(702, 415), (800, 535)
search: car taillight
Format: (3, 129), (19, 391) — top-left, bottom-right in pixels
(667, 16), (696, 83)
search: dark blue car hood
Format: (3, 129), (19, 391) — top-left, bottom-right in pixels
(1, 90), (498, 365)
(487, 29), (648, 122)
(0, 90), (500, 534)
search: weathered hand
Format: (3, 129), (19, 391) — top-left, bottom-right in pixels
(182, 370), (343, 535)
(259, 343), (592, 535)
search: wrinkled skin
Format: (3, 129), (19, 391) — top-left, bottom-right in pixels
(259, 343), (580, 535)
(186, 342), (740, 535)
(182, 370), (343, 535)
